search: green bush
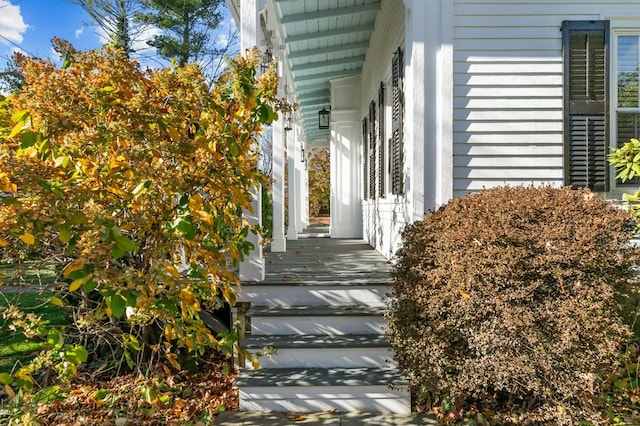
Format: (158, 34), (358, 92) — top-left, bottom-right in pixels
(387, 186), (640, 424)
(261, 183), (273, 241)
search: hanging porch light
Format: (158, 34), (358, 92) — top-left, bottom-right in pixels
(259, 47), (273, 75)
(318, 106), (330, 129)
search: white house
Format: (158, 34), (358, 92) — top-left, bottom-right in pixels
(227, 0), (639, 264)
(224, 0), (640, 413)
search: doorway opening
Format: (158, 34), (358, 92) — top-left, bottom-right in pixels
(308, 147), (330, 227)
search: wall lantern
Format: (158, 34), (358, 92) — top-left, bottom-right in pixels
(260, 47), (273, 75)
(284, 111), (293, 131)
(318, 107), (330, 129)
(301, 147), (306, 163)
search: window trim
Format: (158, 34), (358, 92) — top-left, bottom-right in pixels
(610, 26), (640, 191)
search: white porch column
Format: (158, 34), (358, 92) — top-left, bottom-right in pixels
(435, 0), (454, 208)
(329, 75), (363, 239)
(286, 125), (298, 240)
(301, 151), (310, 229)
(239, 0), (265, 281)
(404, 0), (426, 223)
(404, 0), (453, 218)
(295, 157), (305, 233)
(271, 67), (286, 252)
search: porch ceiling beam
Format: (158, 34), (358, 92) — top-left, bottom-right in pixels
(288, 41), (370, 60)
(285, 25), (373, 44)
(301, 101), (329, 110)
(294, 89), (329, 99)
(298, 96), (330, 106)
(294, 69), (360, 83)
(302, 111), (327, 121)
(295, 83), (329, 93)
(297, 95), (330, 106)
(305, 131), (329, 138)
(279, 2), (380, 25)
(292, 55), (366, 72)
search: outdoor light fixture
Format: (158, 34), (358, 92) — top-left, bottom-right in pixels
(318, 107), (330, 129)
(301, 147), (305, 163)
(284, 111), (293, 131)
(260, 47), (273, 75)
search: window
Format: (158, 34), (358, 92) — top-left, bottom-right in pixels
(562, 20), (609, 192)
(615, 34), (640, 184)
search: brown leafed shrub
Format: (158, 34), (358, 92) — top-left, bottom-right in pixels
(387, 186), (640, 424)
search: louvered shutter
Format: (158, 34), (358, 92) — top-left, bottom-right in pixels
(362, 118), (369, 200)
(378, 82), (385, 197)
(563, 20), (610, 192)
(369, 101), (377, 198)
(391, 47), (404, 195)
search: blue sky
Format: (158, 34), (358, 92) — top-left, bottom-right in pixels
(0, 0), (106, 64)
(0, 0), (237, 69)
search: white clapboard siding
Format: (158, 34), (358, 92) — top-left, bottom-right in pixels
(451, 0), (636, 194)
(454, 98), (563, 109)
(455, 15), (600, 28)
(454, 110), (561, 121)
(454, 168), (563, 180)
(455, 86), (563, 98)
(454, 121), (563, 133)
(457, 62), (562, 74)
(453, 156), (562, 169)
(359, 0), (406, 258)
(454, 133), (563, 144)
(454, 144), (563, 156)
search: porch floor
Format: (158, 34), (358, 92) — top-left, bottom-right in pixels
(265, 227), (392, 284)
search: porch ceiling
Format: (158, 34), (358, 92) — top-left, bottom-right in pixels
(274, 0), (380, 144)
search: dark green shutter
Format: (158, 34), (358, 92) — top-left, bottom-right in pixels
(391, 46), (404, 195)
(369, 100), (377, 198)
(362, 117), (369, 200)
(563, 20), (610, 191)
(378, 82), (385, 197)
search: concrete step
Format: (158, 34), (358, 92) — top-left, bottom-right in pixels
(239, 282), (389, 307)
(242, 334), (396, 368)
(247, 305), (387, 335)
(237, 367), (410, 413)
(215, 411), (439, 425)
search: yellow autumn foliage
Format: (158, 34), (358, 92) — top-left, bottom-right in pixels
(0, 38), (278, 381)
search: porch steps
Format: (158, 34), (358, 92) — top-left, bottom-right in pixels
(239, 280), (388, 307)
(236, 367), (409, 413)
(242, 334), (396, 368)
(247, 305), (386, 335)
(236, 237), (410, 414)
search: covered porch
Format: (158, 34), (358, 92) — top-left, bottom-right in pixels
(228, 0), (382, 275)
(228, 0), (447, 281)
(224, 0), (431, 413)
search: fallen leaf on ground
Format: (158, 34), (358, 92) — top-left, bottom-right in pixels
(288, 414), (307, 421)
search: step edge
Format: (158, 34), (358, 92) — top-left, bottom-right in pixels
(247, 306), (387, 316)
(236, 367), (409, 387)
(241, 334), (391, 349)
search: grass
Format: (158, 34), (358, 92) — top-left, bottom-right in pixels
(0, 262), (59, 287)
(0, 290), (68, 375)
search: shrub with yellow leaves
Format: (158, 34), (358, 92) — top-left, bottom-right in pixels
(0, 39), (278, 387)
